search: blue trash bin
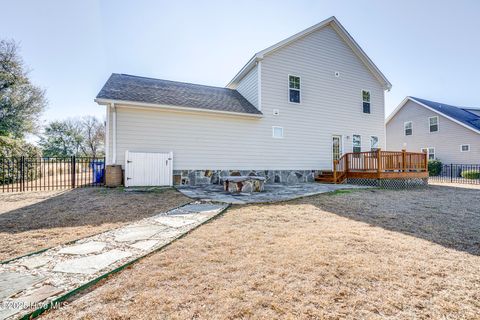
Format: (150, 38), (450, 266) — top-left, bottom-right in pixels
(90, 160), (105, 183)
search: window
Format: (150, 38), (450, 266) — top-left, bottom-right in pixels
(362, 90), (371, 114)
(288, 75), (300, 103)
(272, 126), (284, 138)
(404, 121), (412, 136)
(461, 144), (470, 152)
(370, 136), (379, 151)
(421, 147), (435, 160)
(353, 134), (361, 153)
(429, 116), (439, 132)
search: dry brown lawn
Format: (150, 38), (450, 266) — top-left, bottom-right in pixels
(0, 188), (190, 261)
(42, 185), (480, 319)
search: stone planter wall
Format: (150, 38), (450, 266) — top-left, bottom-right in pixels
(173, 170), (318, 186)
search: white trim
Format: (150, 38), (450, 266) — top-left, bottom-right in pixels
(460, 144), (470, 152)
(226, 16), (391, 90)
(428, 115), (439, 133)
(112, 103), (117, 164)
(257, 61), (262, 111)
(272, 126), (284, 139)
(404, 121), (413, 136)
(428, 147), (435, 160)
(95, 98), (263, 118)
(386, 97), (480, 135)
(288, 74), (301, 104)
(105, 104), (110, 165)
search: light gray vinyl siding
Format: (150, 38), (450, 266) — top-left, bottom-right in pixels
(234, 65), (258, 108)
(109, 25), (386, 170)
(386, 100), (480, 164)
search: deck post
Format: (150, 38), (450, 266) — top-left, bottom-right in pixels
(333, 160), (337, 184)
(376, 148), (382, 179)
(401, 149), (406, 172)
(424, 153), (428, 173)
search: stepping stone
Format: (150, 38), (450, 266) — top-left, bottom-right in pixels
(154, 216), (197, 228)
(53, 250), (132, 275)
(0, 272), (46, 300)
(58, 241), (106, 255)
(129, 240), (159, 251)
(17, 256), (52, 270)
(167, 203), (224, 215)
(0, 285), (64, 320)
(114, 224), (166, 242)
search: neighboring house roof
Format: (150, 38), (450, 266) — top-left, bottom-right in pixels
(95, 73), (262, 117)
(226, 16), (392, 91)
(386, 96), (480, 134)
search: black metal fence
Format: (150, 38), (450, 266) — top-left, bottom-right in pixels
(429, 164), (480, 185)
(0, 157), (105, 192)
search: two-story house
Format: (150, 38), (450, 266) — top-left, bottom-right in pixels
(386, 97), (480, 164)
(95, 16), (392, 185)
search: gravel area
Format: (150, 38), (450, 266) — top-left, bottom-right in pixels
(42, 185), (480, 319)
(0, 188), (191, 261)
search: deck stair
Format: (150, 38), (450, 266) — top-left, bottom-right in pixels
(315, 171), (336, 183)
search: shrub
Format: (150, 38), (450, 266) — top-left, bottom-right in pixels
(428, 160), (442, 176)
(461, 170), (480, 179)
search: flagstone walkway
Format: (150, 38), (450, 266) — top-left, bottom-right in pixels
(0, 202), (227, 320)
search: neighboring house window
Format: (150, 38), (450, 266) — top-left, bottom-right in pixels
(461, 144), (470, 152)
(421, 147), (435, 160)
(370, 136), (379, 151)
(353, 134), (361, 153)
(272, 126), (284, 138)
(429, 116), (439, 132)
(404, 121), (412, 136)
(362, 90), (371, 114)
(288, 75), (300, 103)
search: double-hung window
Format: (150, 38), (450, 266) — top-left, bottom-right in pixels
(429, 116), (438, 132)
(370, 136), (379, 151)
(353, 134), (361, 153)
(288, 75), (300, 103)
(421, 147), (435, 160)
(404, 121), (412, 136)
(362, 90), (371, 114)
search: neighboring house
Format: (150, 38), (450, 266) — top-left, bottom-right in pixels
(386, 97), (480, 164)
(95, 16), (392, 185)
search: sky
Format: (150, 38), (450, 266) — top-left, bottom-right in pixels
(1, 0), (479, 126)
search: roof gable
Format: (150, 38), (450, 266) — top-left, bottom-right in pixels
(386, 97), (480, 134)
(227, 16), (391, 90)
(96, 74), (262, 117)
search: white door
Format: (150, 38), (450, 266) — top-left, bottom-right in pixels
(125, 151), (173, 187)
(332, 135), (342, 162)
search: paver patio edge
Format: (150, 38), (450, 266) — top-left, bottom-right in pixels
(0, 199), (194, 265)
(17, 203), (231, 320)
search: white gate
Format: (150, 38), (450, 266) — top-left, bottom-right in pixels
(125, 151), (173, 187)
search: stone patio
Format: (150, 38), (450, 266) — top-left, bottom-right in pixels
(177, 183), (367, 204)
(0, 202), (228, 320)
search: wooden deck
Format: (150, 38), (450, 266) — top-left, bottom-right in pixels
(317, 149), (428, 184)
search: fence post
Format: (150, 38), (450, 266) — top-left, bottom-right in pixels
(450, 164), (453, 183)
(71, 156), (76, 188)
(20, 156), (25, 192)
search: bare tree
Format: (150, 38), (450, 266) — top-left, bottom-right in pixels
(81, 116), (105, 157)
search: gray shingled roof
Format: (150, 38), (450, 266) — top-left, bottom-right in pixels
(96, 73), (262, 115)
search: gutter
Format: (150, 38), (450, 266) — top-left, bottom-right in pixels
(94, 98), (263, 118)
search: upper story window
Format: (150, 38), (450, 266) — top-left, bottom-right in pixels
(272, 126), (284, 139)
(353, 134), (361, 153)
(461, 144), (470, 152)
(362, 90), (371, 114)
(288, 75), (300, 103)
(404, 121), (412, 136)
(370, 136), (379, 151)
(429, 116), (439, 132)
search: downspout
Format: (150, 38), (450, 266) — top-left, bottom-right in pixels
(111, 103), (117, 164)
(105, 104), (110, 164)
(257, 60), (262, 111)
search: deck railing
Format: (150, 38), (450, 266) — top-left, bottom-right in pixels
(333, 149), (428, 183)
